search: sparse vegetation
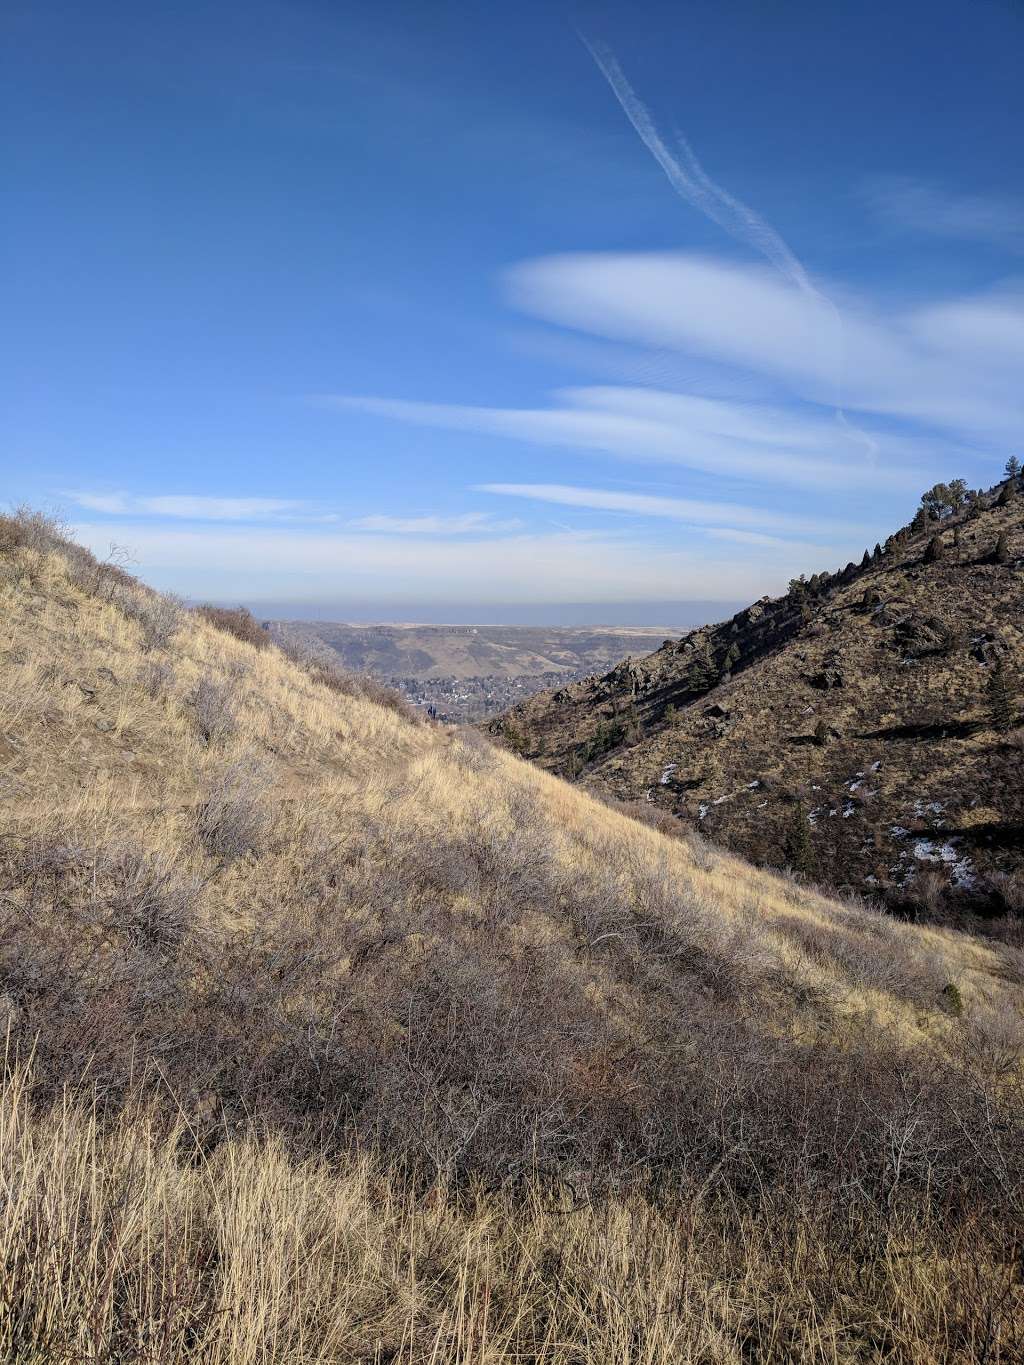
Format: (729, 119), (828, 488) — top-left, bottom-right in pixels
(1, 512), (1024, 1361)
(498, 476), (1024, 924)
(194, 602), (270, 650)
(189, 673), (238, 744)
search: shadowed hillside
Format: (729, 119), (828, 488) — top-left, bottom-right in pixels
(489, 476), (1024, 924)
(1, 507), (1023, 1361)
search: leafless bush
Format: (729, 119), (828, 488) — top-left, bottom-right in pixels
(0, 506), (68, 554)
(137, 658), (175, 699)
(116, 586), (182, 649)
(101, 846), (202, 956)
(61, 539), (139, 600)
(991, 870), (1024, 915)
(451, 725), (497, 769)
(194, 604), (269, 651)
(908, 867), (950, 918)
(193, 758), (273, 860)
(685, 831), (718, 872)
(189, 675), (237, 744)
(0, 513), (29, 553)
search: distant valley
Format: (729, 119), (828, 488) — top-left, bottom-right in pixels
(263, 620), (681, 721)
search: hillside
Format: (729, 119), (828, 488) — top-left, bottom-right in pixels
(489, 478), (1024, 921)
(1, 508), (1023, 1360)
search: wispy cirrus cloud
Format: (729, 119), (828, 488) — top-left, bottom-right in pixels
(324, 245), (1020, 499)
(328, 384), (928, 492)
(505, 251), (1024, 442)
(348, 512), (522, 534)
(863, 176), (1024, 250)
(70, 520), (785, 603)
(63, 491), (334, 522)
(475, 482), (871, 539)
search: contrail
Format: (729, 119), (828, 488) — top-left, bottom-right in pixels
(581, 34), (878, 457)
(583, 36), (816, 296)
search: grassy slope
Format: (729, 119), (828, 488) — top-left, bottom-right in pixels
(1, 518), (1023, 1361)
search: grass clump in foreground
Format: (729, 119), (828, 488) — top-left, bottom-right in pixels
(0, 508), (1022, 1361)
(1, 1065), (1021, 1364)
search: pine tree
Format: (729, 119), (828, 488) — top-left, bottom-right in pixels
(987, 658), (1015, 733)
(948, 478), (969, 508)
(993, 530), (1010, 564)
(924, 535), (945, 564)
(872, 542), (883, 562)
(1005, 456), (1021, 480)
(860, 549), (871, 569)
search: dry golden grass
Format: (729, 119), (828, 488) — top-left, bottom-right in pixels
(1, 1064), (1020, 1364)
(1, 512), (1023, 1362)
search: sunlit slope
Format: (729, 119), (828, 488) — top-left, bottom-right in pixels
(2, 511), (1024, 1360)
(1, 515), (1019, 1100)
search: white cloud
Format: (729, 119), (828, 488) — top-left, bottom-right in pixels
(475, 482), (870, 538)
(328, 386), (926, 491)
(864, 176), (1024, 250)
(63, 492), (323, 521)
(504, 251), (1024, 442)
(69, 520), (814, 604)
(348, 512), (522, 534)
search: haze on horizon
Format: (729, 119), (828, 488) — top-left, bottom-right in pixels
(5, 0), (1023, 624)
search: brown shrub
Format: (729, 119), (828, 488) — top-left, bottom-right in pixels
(188, 675), (237, 745)
(137, 658), (175, 699)
(194, 604), (270, 651)
(116, 586), (182, 649)
(193, 757), (273, 861)
(0, 506), (68, 554)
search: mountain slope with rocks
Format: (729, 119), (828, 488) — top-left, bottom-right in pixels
(489, 476), (1024, 920)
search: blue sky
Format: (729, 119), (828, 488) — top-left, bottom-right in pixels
(4, 0), (1023, 621)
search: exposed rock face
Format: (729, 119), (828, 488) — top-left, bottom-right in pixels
(488, 482), (1024, 916)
